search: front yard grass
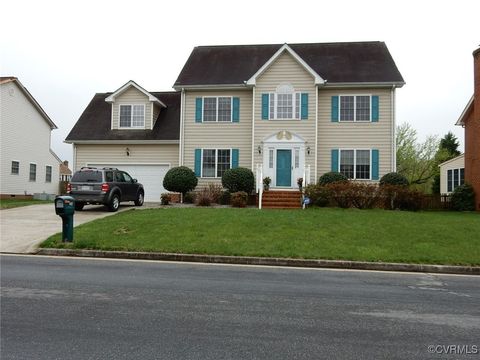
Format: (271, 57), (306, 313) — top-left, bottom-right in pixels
(41, 208), (480, 266)
(0, 198), (52, 209)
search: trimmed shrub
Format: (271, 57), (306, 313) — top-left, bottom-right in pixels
(183, 192), (196, 204)
(348, 182), (381, 209)
(160, 193), (171, 205)
(222, 167), (255, 194)
(318, 172), (348, 185)
(325, 182), (353, 208)
(163, 166), (198, 200)
(379, 172), (409, 187)
(195, 188), (212, 207)
(231, 191), (248, 208)
(304, 184), (330, 207)
(451, 184), (475, 211)
(219, 191), (231, 205)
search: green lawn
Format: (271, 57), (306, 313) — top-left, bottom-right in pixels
(41, 208), (480, 266)
(0, 198), (52, 209)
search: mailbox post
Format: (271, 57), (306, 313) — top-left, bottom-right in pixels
(55, 196), (75, 242)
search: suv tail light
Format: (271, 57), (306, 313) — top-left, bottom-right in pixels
(101, 183), (110, 193)
(66, 183), (72, 193)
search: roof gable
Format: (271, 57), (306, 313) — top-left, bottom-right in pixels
(105, 80), (166, 107)
(0, 77), (57, 129)
(455, 96), (474, 126)
(246, 44), (324, 86)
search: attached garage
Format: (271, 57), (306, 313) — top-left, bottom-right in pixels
(88, 164), (169, 202)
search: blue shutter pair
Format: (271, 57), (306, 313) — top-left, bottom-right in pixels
(194, 149), (239, 177)
(331, 149), (379, 180)
(195, 98), (240, 122)
(261, 93), (308, 119)
(331, 96), (379, 122)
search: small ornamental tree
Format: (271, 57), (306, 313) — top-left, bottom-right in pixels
(379, 172), (409, 186)
(163, 166), (198, 202)
(318, 172), (348, 185)
(222, 167), (255, 193)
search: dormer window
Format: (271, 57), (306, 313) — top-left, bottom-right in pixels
(119, 104), (145, 128)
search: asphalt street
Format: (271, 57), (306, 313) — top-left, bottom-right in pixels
(1, 255), (479, 360)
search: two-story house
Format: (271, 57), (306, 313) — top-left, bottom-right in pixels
(1, 77), (60, 198)
(66, 41), (404, 202)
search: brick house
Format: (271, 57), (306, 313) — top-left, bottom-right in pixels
(456, 47), (480, 210)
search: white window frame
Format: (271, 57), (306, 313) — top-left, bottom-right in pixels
(339, 95), (372, 122)
(29, 163), (37, 182)
(45, 165), (53, 183)
(201, 148), (232, 178)
(269, 92), (301, 120)
(202, 96), (233, 123)
(338, 149), (372, 180)
(119, 104), (145, 129)
(447, 168), (465, 193)
(11, 160), (19, 175)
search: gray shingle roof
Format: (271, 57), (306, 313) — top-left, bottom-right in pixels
(174, 41), (404, 86)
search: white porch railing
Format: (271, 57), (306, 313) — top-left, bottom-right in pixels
(302, 165), (311, 209)
(256, 163), (263, 209)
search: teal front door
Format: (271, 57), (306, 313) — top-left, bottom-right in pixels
(276, 149), (292, 187)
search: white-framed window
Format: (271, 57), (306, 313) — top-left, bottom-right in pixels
(119, 104), (145, 128)
(203, 97), (232, 122)
(268, 149), (274, 169)
(269, 84), (301, 120)
(339, 149), (371, 180)
(11, 161), (19, 175)
(45, 166), (52, 183)
(202, 149), (231, 178)
(29, 163), (37, 182)
(447, 168), (465, 192)
(339, 95), (371, 122)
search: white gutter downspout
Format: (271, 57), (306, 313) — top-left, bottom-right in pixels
(72, 144), (77, 171)
(315, 85), (319, 182)
(251, 86), (256, 170)
(391, 85), (396, 172)
(179, 88), (185, 166)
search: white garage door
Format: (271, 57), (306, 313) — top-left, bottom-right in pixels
(88, 164), (169, 202)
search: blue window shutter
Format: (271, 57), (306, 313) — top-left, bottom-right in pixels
(232, 149), (239, 168)
(372, 96), (379, 122)
(331, 149), (339, 172)
(261, 94), (269, 120)
(194, 149), (202, 177)
(372, 149), (379, 180)
(301, 93), (308, 120)
(232, 97), (240, 122)
(195, 98), (203, 123)
(331, 96), (339, 122)
(447, 170), (453, 192)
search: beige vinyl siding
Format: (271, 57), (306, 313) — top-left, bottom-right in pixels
(0, 82), (59, 195)
(317, 88), (394, 179)
(183, 90), (252, 187)
(74, 144), (179, 170)
(111, 86), (153, 129)
(254, 51), (317, 184)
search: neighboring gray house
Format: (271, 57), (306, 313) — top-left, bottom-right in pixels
(0, 77), (60, 198)
(66, 41), (404, 202)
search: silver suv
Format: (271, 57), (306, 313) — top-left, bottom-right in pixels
(68, 167), (145, 212)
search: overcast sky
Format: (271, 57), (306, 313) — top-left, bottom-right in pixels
(1, 0), (478, 165)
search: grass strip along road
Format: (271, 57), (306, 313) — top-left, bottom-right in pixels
(42, 207), (480, 266)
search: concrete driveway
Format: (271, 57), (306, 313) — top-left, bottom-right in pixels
(0, 204), (133, 254)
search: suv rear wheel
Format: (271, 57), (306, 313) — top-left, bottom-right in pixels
(134, 191), (144, 206)
(75, 202), (85, 211)
(108, 194), (120, 212)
